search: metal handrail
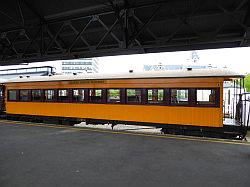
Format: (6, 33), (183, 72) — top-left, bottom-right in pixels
(240, 92), (250, 128)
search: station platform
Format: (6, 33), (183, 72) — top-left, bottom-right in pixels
(0, 119), (250, 187)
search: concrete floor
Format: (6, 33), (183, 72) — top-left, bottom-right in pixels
(0, 120), (250, 187)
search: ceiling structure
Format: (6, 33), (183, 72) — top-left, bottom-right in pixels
(0, 0), (250, 65)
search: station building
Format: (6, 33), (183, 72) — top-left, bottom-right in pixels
(61, 58), (99, 75)
(0, 66), (55, 80)
(143, 64), (213, 71)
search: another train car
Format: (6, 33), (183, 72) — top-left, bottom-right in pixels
(0, 79), (6, 114)
(2, 68), (247, 139)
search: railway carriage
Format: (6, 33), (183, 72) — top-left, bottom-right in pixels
(0, 68), (247, 139)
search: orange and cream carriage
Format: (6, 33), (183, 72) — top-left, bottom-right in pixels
(0, 68), (248, 139)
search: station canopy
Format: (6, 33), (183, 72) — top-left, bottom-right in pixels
(0, 0), (250, 65)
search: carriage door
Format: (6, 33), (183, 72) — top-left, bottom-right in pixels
(0, 85), (5, 113)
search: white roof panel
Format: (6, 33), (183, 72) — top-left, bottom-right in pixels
(4, 68), (244, 83)
(0, 78), (6, 83)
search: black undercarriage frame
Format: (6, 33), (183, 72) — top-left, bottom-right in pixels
(1, 113), (248, 140)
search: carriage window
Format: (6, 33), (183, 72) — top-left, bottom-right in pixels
(8, 90), (17, 101)
(89, 89), (102, 103)
(58, 89), (69, 102)
(32, 90), (42, 101)
(126, 89), (141, 103)
(196, 89), (217, 105)
(147, 89), (164, 104)
(45, 90), (55, 101)
(20, 90), (30, 101)
(107, 89), (120, 103)
(171, 89), (189, 105)
(73, 89), (85, 102)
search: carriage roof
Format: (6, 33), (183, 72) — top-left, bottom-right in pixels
(0, 79), (6, 83)
(3, 68), (244, 83)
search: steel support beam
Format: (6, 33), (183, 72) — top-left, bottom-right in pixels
(67, 18), (93, 52)
(0, 0), (249, 65)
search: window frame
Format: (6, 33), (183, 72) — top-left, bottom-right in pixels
(19, 89), (31, 102)
(88, 88), (106, 103)
(146, 88), (165, 105)
(57, 89), (70, 102)
(195, 88), (220, 107)
(72, 88), (86, 103)
(44, 89), (56, 102)
(125, 88), (143, 104)
(169, 88), (190, 106)
(31, 89), (43, 102)
(7, 90), (18, 101)
(107, 88), (122, 104)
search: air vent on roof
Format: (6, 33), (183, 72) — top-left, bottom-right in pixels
(19, 76), (23, 78)
(26, 76), (30, 78)
(73, 73), (77, 75)
(187, 67), (192, 71)
(129, 70), (133, 73)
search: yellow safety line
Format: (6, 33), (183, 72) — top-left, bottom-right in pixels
(0, 119), (250, 146)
